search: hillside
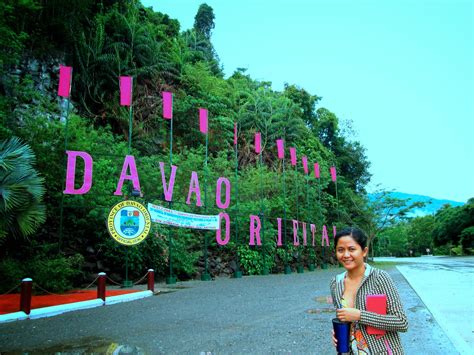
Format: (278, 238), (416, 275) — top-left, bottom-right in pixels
(369, 192), (465, 217)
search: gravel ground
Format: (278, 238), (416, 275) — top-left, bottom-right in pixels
(0, 266), (457, 354)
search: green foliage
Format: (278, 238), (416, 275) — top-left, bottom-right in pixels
(0, 0), (375, 289)
(30, 254), (84, 293)
(0, 137), (46, 241)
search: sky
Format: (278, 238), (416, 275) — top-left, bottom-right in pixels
(142, 0), (473, 203)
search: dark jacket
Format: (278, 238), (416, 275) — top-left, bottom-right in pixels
(330, 264), (408, 354)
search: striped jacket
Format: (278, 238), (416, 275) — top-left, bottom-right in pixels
(330, 264), (408, 354)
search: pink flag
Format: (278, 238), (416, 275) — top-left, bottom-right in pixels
(314, 162), (320, 179)
(162, 91), (173, 119)
(199, 108), (208, 134)
(276, 139), (284, 159)
(234, 122), (238, 146)
(302, 156), (308, 174)
(330, 166), (337, 182)
(290, 147), (297, 166)
(58, 65), (72, 98)
(119, 76), (133, 106)
(255, 132), (261, 153)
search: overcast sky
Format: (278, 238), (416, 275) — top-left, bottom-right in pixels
(143, 0), (473, 203)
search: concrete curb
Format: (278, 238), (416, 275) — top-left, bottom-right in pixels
(0, 291), (154, 323)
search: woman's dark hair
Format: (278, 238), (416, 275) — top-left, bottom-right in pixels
(334, 227), (367, 249)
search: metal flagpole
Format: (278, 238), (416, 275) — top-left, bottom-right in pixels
(260, 151), (269, 275)
(166, 102), (176, 284)
(282, 151), (291, 274)
(123, 103), (134, 287)
(58, 95), (71, 253)
(58, 66), (73, 254)
(201, 131), (211, 281)
(234, 123), (242, 278)
(295, 159), (304, 273)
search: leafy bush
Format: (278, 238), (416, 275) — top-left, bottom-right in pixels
(0, 258), (25, 293)
(30, 254), (84, 293)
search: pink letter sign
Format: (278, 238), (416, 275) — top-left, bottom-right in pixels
(216, 212), (230, 245)
(63, 151), (93, 194)
(159, 162), (177, 202)
(255, 132), (261, 153)
(276, 217), (283, 246)
(114, 155), (141, 195)
(310, 224), (316, 246)
(333, 225), (337, 239)
(186, 171), (202, 206)
(276, 139), (284, 159)
(314, 162), (320, 179)
(162, 91), (173, 119)
(330, 166), (337, 182)
(249, 215), (262, 246)
(58, 65), (72, 98)
(199, 108), (208, 134)
(292, 220), (299, 246)
(302, 156), (308, 175)
(290, 147), (297, 166)
(119, 76), (133, 106)
(321, 225), (330, 246)
(216, 177), (231, 209)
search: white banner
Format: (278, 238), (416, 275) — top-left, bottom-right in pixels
(147, 203), (220, 230)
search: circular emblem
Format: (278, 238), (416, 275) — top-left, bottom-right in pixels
(107, 200), (151, 246)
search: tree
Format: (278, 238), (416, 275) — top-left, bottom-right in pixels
(353, 190), (425, 259)
(407, 215), (435, 255)
(433, 201), (474, 253)
(193, 3), (215, 40)
(0, 137), (46, 242)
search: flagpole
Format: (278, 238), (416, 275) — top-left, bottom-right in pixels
(233, 123), (242, 278)
(305, 169), (314, 271)
(260, 150), (268, 275)
(295, 158), (304, 274)
(201, 130), (211, 281)
(58, 66), (73, 254)
(122, 103), (135, 287)
(58, 95), (71, 254)
(282, 151), (291, 274)
(166, 96), (176, 285)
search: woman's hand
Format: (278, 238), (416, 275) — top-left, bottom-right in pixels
(332, 330), (338, 348)
(336, 307), (361, 322)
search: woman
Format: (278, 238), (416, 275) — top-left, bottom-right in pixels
(330, 227), (408, 354)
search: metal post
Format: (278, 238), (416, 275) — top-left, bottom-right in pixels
(201, 132), (211, 281)
(147, 269), (155, 292)
(234, 130), (242, 278)
(58, 97), (71, 253)
(283, 155), (291, 274)
(97, 272), (106, 302)
(295, 162), (304, 273)
(20, 278), (32, 315)
(122, 104), (134, 287)
(259, 152), (268, 275)
(166, 113), (176, 285)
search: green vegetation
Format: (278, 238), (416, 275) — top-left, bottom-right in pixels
(0, 1), (471, 293)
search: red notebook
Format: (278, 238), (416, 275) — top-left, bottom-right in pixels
(366, 294), (387, 335)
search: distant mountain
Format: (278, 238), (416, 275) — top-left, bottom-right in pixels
(368, 192), (465, 217)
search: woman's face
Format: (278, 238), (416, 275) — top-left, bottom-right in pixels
(336, 235), (368, 272)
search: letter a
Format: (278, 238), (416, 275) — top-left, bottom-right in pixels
(114, 155), (141, 196)
(186, 171), (202, 206)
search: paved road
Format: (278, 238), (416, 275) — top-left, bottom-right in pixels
(0, 265), (458, 354)
(377, 256), (474, 355)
